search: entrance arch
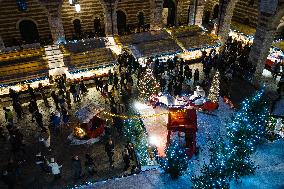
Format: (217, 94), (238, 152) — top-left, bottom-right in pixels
(212, 4), (219, 20)
(94, 17), (102, 36)
(19, 20), (39, 43)
(117, 10), (127, 35)
(163, 0), (176, 27)
(73, 19), (82, 37)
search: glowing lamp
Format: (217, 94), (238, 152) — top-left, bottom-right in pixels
(149, 135), (159, 146)
(75, 4), (81, 13)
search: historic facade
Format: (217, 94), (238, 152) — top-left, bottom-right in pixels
(0, 0), (284, 80)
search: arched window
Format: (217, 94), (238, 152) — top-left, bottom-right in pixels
(94, 17), (102, 36)
(117, 10), (127, 35)
(19, 20), (39, 43)
(16, 0), (27, 11)
(163, 0), (176, 27)
(73, 19), (82, 36)
(137, 12), (145, 28)
(212, 4), (219, 19)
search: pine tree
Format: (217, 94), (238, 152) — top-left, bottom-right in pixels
(138, 68), (160, 100)
(208, 71), (220, 103)
(159, 140), (189, 179)
(192, 89), (269, 188)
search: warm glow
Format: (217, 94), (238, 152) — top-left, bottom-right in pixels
(74, 127), (86, 138)
(134, 101), (149, 110)
(75, 4), (81, 13)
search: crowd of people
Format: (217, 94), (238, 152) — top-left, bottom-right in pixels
(0, 51), (142, 188)
(1, 35), (281, 188)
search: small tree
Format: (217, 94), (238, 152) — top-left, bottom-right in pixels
(208, 71), (220, 103)
(138, 68), (160, 100)
(160, 140), (189, 179)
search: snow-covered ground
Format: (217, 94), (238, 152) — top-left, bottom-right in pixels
(78, 99), (284, 189)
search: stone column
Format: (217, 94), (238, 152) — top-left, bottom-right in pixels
(195, 5), (204, 26)
(217, 0), (235, 44)
(150, 0), (164, 30)
(249, 26), (276, 81)
(104, 2), (118, 36)
(0, 36), (5, 51)
(47, 11), (66, 44)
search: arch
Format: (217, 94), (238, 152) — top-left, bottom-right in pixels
(93, 16), (103, 36)
(18, 19), (40, 43)
(203, 10), (211, 25)
(116, 10), (127, 35)
(73, 19), (82, 36)
(163, 0), (176, 27)
(137, 11), (145, 27)
(16, 17), (38, 30)
(212, 4), (219, 20)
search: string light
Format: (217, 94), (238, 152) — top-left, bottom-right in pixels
(208, 71), (220, 103)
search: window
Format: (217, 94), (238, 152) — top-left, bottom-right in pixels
(16, 0), (27, 11)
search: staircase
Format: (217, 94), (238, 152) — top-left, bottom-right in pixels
(44, 45), (69, 77)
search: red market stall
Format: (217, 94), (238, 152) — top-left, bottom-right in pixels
(74, 104), (105, 140)
(167, 107), (197, 157)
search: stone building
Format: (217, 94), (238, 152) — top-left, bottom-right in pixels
(0, 0), (284, 81)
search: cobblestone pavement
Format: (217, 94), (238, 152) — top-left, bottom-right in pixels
(0, 85), (136, 189)
(0, 63), (278, 189)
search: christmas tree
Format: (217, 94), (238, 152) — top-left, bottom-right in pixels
(208, 71), (220, 103)
(191, 139), (230, 189)
(138, 68), (160, 100)
(123, 111), (149, 166)
(192, 89), (269, 188)
(159, 140), (189, 179)
(225, 88), (268, 180)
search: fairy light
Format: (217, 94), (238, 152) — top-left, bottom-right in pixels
(208, 71), (220, 103)
(192, 89), (269, 188)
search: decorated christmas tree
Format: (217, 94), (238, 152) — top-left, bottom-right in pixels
(225, 88), (268, 180)
(191, 138), (230, 189)
(138, 68), (160, 100)
(208, 71), (220, 103)
(159, 140), (189, 179)
(123, 111), (149, 166)
(192, 89), (269, 188)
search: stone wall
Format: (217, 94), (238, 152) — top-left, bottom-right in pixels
(232, 0), (259, 28)
(61, 0), (105, 39)
(116, 0), (151, 26)
(0, 0), (51, 46)
(177, 0), (192, 25)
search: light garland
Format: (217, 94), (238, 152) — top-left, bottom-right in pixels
(102, 108), (187, 120)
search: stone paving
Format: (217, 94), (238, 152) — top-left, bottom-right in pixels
(0, 62), (279, 189)
(0, 85), (136, 189)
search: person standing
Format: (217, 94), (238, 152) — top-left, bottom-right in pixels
(84, 154), (95, 176)
(122, 147), (130, 171)
(72, 155), (82, 180)
(3, 107), (13, 123)
(47, 158), (62, 180)
(105, 139), (115, 168)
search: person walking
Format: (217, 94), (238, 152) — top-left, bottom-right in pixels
(105, 139), (115, 168)
(72, 155), (82, 180)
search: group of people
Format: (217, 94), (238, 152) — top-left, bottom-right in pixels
(0, 51), (143, 188)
